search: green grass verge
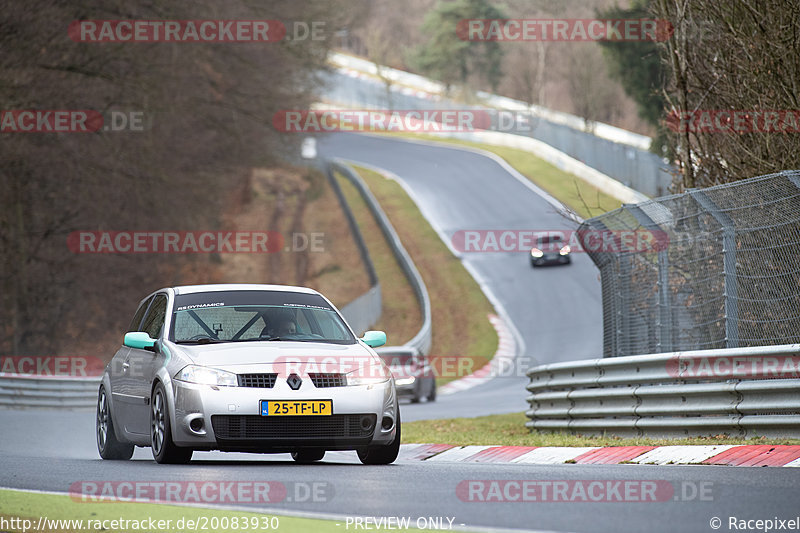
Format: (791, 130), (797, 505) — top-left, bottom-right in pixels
(335, 170), (422, 346)
(375, 132), (622, 219)
(0, 488), (467, 533)
(403, 412), (800, 447)
(339, 165), (498, 383)
(0, 488), (327, 533)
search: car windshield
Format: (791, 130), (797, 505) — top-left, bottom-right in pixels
(169, 290), (355, 345)
(538, 235), (563, 245)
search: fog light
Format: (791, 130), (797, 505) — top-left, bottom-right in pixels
(381, 416), (394, 430)
(189, 418), (204, 432)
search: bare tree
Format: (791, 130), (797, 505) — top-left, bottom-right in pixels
(655, 0), (800, 189)
(564, 44), (624, 127)
(0, 0), (360, 355)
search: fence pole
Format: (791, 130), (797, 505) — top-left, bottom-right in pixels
(626, 205), (672, 353)
(688, 190), (739, 348)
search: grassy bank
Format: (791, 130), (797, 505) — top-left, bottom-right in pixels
(335, 165), (498, 377)
(403, 412), (800, 447)
(376, 132), (622, 219)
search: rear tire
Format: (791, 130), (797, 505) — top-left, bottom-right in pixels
(291, 450), (325, 463)
(97, 386), (134, 460)
(151, 382), (192, 464)
(358, 411), (400, 465)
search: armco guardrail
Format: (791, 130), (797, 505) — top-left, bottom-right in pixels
(329, 159), (432, 355)
(0, 375), (99, 408)
(324, 52), (673, 197)
(526, 344), (800, 438)
(324, 159), (383, 336)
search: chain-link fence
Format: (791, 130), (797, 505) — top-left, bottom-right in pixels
(580, 170), (800, 357)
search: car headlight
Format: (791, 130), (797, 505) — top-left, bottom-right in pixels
(345, 365), (391, 386)
(175, 365), (238, 387)
(559, 245), (571, 255)
(394, 376), (416, 386)
(530, 248), (544, 258)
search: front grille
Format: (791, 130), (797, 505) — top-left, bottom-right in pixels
(211, 414), (376, 440)
(238, 373), (278, 388)
(309, 373), (346, 388)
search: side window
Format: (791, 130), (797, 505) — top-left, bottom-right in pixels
(128, 296), (153, 332)
(140, 294), (168, 339)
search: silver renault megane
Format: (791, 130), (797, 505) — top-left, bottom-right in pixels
(96, 284), (399, 464)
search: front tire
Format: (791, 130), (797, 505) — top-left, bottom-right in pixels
(151, 382), (192, 464)
(427, 381), (437, 402)
(291, 450), (325, 463)
(97, 386), (134, 460)
(358, 411), (400, 465)
(410, 381), (422, 403)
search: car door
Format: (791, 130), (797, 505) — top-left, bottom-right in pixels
(123, 293), (168, 436)
(110, 295), (153, 438)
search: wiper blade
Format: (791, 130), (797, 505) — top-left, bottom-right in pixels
(175, 338), (224, 344)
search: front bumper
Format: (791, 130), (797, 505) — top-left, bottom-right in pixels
(171, 377), (397, 451)
(531, 253), (570, 266)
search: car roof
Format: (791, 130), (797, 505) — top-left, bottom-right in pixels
(171, 284), (321, 296)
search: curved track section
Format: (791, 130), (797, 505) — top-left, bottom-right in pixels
(319, 133), (602, 420)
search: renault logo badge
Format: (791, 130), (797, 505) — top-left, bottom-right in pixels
(287, 373), (302, 390)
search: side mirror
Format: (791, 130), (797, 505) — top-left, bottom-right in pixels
(361, 330), (386, 348)
(124, 331), (157, 351)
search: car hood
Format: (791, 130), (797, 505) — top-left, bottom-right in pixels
(168, 340), (380, 372)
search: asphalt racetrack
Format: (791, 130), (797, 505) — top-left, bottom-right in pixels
(319, 133), (602, 421)
(3, 134), (797, 533)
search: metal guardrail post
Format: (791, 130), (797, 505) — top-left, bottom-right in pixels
(618, 254), (632, 357)
(688, 189), (739, 348)
(579, 218), (621, 358)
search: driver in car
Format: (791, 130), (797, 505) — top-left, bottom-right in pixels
(275, 319), (297, 336)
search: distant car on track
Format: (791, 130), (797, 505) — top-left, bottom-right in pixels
(377, 347), (436, 403)
(96, 284), (400, 464)
(530, 234), (571, 267)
